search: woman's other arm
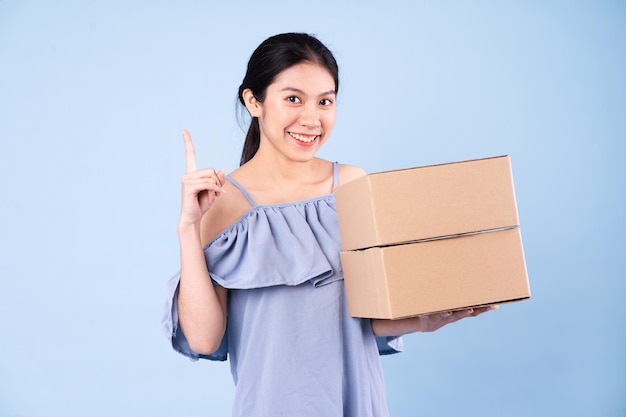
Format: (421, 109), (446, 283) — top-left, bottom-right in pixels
(371, 305), (498, 337)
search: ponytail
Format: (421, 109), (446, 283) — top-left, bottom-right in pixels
(240, 117), (260, 166)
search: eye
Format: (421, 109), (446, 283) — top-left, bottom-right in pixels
(286, 96), (301, 104)
(319, 98), (334, 106)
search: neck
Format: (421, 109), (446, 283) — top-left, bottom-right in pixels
(235, 148), (333, 204)
(247, 145), (322, 184)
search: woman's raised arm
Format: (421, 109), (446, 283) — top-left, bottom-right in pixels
(176, 129), (228, 355)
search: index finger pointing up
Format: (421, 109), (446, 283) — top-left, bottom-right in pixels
(182, 129), (197, 173)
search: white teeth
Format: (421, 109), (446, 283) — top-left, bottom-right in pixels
(290, 132), (318, 143)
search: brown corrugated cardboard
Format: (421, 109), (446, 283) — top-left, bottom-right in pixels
(340, 227), (530, 319)
(335, 155), (530, 319)
(334, 155), (519, 251)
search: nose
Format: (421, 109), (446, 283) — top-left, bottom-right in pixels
(299, 104), (321, 128)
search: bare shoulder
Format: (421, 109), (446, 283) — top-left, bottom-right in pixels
(200, 178), (252, 246)
(337, 163), (367, 186)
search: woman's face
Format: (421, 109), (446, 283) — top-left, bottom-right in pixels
(254, 62), (337, 163)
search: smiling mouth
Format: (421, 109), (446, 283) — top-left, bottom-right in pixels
(289, 132), (319, 143)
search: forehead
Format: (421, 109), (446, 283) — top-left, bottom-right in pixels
(270, 62), (336, 93)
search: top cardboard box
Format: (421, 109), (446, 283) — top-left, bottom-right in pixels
(334, 156), (519, 251)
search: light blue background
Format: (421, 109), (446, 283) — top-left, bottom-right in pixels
(1, 1), (624, 416)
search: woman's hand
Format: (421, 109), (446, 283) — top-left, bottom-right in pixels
(178, 129), (226, 229)
(371, 305), (498, 337)
(413, 305), (498, 333)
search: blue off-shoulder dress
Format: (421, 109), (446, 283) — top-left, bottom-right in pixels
(162, 162), (402, 417)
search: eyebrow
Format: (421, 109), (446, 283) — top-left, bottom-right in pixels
(280, 87), (336, 96)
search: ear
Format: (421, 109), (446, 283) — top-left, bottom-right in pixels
(242, 88), (262, 118)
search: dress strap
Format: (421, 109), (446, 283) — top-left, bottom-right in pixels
(225, 175), (257, 207)
(332, 161), (339, 188)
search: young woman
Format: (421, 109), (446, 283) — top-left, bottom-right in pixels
(163, 32), (495, 416)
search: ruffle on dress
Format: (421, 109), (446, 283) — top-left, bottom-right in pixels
(206, 195), (343, 289)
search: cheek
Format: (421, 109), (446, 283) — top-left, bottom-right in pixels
(261, 103), (292, 126)
(323, 111), (337, 128)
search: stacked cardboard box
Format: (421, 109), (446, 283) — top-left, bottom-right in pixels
(334, 155), (530, 319)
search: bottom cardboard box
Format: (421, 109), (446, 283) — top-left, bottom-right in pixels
(340, 227), (530, 319)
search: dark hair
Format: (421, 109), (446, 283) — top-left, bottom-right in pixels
(237, 33), (339, 166)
